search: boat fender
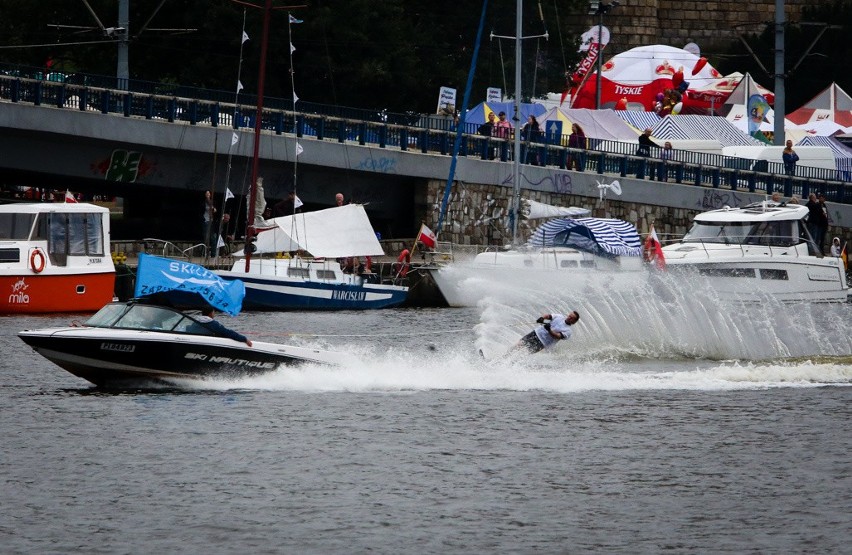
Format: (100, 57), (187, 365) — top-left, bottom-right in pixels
(30, 248), (46, 273)
(394, 249), (411, 278)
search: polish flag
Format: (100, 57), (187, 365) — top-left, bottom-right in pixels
(417, 224), (437, 249)
(644, 224), (666, 270)
(64, 190), (78, 203)
(841, 242), (848, 271)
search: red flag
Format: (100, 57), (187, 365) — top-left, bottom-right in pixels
(841, 242), (848, 271)
(64, 190), (78, 203)
(644, 225), (666, 270)
(417, 224), (437, 249)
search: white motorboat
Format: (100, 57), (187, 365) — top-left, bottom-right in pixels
(661, 201), (850, 303)
(427, 217), (646, 307)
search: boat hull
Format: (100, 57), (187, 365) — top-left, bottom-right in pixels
(664, 259), (850, 303)
(218, 271), (408, 310)
(19, 328), (341, 388)
(0, 272), (115, 313)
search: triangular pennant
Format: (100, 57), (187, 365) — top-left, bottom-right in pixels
(231, 132), (239, 146)
(242, 31), (249, 44)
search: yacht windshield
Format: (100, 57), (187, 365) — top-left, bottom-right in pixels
(682, 220), (799, 247)
(85, 303), (130, 327)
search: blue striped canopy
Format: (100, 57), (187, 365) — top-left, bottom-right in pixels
(526, 218), (642, 258)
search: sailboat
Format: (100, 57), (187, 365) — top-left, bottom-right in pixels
(215, 4), (408, 310)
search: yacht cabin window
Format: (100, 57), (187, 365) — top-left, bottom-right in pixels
(0, 213), (36, 240)
(683, 220), (799, 248)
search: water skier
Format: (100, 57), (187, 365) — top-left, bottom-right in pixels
(511, 311), (580, 354)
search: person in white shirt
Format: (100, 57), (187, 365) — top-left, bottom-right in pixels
(830, 236), (842, 258)
(512, 311), (580, 354)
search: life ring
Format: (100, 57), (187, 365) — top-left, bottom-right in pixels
(393, 249), (411, 278)
(30, 249), (45, 273)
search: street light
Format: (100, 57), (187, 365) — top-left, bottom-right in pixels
(589, 1), (620, 110)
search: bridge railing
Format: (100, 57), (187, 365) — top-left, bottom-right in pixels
(1, 69), (850, 205)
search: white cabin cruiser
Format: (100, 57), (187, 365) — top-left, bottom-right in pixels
(427, 217), (645, 307)
(661, 202), (850, 303)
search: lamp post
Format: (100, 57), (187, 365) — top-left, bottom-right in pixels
(589, 1), (620, 110)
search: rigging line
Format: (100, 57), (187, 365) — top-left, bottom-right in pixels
(497, 35), (508, 97)
(552, 0), (568, 73)
(285, 12), (306, 259)
(0, 39), (119, 49)
(218, 8), (249, 247)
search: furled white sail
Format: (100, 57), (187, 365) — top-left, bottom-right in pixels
(522, 198), (590, 220)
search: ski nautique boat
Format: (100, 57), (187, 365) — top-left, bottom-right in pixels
(19, 253), (345, 388)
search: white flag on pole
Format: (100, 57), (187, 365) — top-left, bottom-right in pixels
(294, 195), (304, 209)
(293, 91), (299, 104)
(290, 42), (296, 54)
(225, 188), (234, 201)
(236, 80), (244, 93)
(216, 234), (225, 249)
(242, 31), (249, 44)
(296, 142), (303, 156)
(231, 132), (239, 146)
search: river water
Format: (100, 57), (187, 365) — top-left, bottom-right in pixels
(2, 288), (851, 554)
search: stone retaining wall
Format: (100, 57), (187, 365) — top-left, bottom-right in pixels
(582, 0), (808, 54)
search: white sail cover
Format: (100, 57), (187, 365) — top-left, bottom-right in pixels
(522, 198), (590, 220)
(250, 203), (384, 258)
(527, 217), (642, 257)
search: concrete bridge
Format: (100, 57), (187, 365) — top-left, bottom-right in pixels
(1, 72), (850, 246)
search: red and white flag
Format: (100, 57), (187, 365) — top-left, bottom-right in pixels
(417, 224), (437, 249)
(64, 190), (78, 203)
(644, 224), (666, 270)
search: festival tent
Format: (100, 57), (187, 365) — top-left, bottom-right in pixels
(787, 83), (852, 128)
(537, 107), (640, 142)
(651, 114), (763, 147)
(793, 119), (850, 137)
(463, 101), (546, 126)
(797, 135), (852, 181)
(570, 45), (724, 113)
(613, 110), (662, 133)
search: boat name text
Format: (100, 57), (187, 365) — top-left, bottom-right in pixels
(185, 352), (276, 369)
(100, 342), (135, 353)
(331, 290), (367, 302)
(8, 278), (30, 305)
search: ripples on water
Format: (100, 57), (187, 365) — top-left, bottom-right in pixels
(2, 276), (850, 553)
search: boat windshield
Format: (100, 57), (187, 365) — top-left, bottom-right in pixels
(85, 303), (214, 335)
(0, 213), (36, 240)
(682, 220), (799, 247)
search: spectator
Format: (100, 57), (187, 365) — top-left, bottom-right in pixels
(478, 112), (495, 137)
(658, 141), (674, 182)
(494, 111), (513, 139)
(521, 115), (541, 142)
(201, 190), (216, 249)
(637, 128), (656, 157)
(567, 123), (587, 171)
(782, 140), (799, 176)
(335, 192), (346, 207)
(830, 237), (842, 258)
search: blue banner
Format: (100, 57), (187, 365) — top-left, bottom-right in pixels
(133, 253), (245, 316)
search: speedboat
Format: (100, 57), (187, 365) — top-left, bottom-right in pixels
(661, 201), (850, 303)
(0, 202), (115, 313)
(19, 253), (345, 388)
(217, 204), (408, 310)
(427, 217), (646, 307)
(19, 301), (344, 388)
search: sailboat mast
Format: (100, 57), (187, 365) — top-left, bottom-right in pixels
(244, 0), (273, 272)
(511, 0), (523, 245)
